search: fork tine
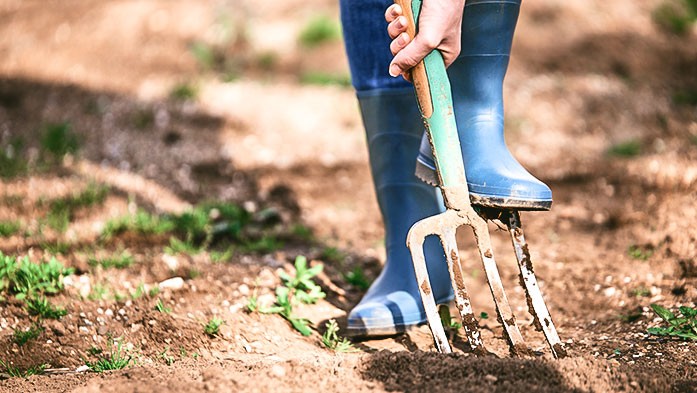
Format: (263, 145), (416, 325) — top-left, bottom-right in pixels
(470, 215), (530, 356)
(440, 228), (485, 353)
(407, 218), (452, 353)
(506, 211), (567, 358)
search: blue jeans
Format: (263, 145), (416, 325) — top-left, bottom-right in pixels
(339, 0), (412, 95)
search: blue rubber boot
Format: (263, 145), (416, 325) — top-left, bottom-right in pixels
(416, 0), (552, 211)
(346, 89), (454, 336)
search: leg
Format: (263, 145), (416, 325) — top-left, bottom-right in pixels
(339, 0), (453, 336)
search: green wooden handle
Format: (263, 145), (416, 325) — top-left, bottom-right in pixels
(395, 0), (469, 207)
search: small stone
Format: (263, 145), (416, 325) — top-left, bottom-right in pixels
(162, 254), (179, 271)
(148, 320), (157, 326)
(243, 344), (252, 353)
(75, 365), (90, 373)
(79, 326), (89, 334)
(159, 277), (185, 291)
(484, 374), (498, 383)
(97, 326), (109, 335)
(97, 308), (104, 315)
(131, 324), (143, 333)
(238, 284), (250, 296)
(105, 309), (114, 317)
(118, 309), (126, 316)
(270, 364), (286, 378)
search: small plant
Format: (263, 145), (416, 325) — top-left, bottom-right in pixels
(628, 245), (653, 261)
(88, 283), (109, 301)
(648, 304), (697, 340)
(479, 312), (489, 320)
(298, 15), (342, 47)
(0, 252), (74, 300)
(279, 256), (326, 304)
(439, 305), (462, 331)
(40, 122), (80, 159)
(0, 359), (46, 378)
(88, 251), (134, 269)
(210, 248), (233, 263)
(343, 267), (370, 291)
(239, 236), (284, 253)
(0, 220), (21, 237)
(322, 319), (356, 352)
(653, 0), (697, 35)
(630, 286), (651, 298)
(204, 317), (224, 336)
(159, 346), (175, 366)
(12, 324), (43, 346)
(0, 138), (28, 179)
(26, 296), (67, 319)
(85, 340), (133, 372)
(321, 247), (344, 263)
(261, 286), (313, 336)
(165, 237), (203, 256)
(170, 82), (198, 101)
(101, 210), (175, 240)
(46, 183), (109, 232)
(608, 140), (642, 158)
(154, 298), (172, 314)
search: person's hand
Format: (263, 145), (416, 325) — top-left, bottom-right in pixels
(385, 1), (466, 80)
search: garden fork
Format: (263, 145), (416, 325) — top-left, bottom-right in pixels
(396, 0), (566, 358)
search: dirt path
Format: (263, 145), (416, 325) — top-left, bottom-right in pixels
(0, 0), (696, 392)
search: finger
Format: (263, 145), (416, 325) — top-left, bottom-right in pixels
(387, 16), (408, 40)
(389, 32), (411, 56)
(389, 34), (438, 77)
(384, 4), (402, 23)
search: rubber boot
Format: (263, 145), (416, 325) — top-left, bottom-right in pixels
(416, 0), (552, 211)
(347, 89), (454, 336)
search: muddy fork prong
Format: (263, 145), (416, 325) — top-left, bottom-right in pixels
(505, 211), (567, 358)
(406, 213), (454, 353)
(439, 219), (485, 353)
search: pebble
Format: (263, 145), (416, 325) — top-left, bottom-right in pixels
(484, 375), (498, 383)
(105, 309), (114, 317)
(162, 254), (179, 271)
(148, 320), (157, 326)
(270, 364), (286, 378)
(131, 323), (143, 333)
(238, 284), (250, 296)
(118, 309), (126, 316)
(97, 326), (109, 335)
(159, 277), (185, 291)
(243, 344), (252, 353)
(97, 308), (104, 315)
(79, 326), (89, 334)
(75, 365), (90, 373)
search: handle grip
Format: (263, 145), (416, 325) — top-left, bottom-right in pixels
(394, 0), (470, 208)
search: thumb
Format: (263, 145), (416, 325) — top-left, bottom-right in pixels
(389, 34), (438, 77)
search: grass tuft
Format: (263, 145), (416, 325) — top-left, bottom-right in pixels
(607, 140), (642, 158)
(88, 251), (134, 270)
(0, 220), (21, 238)
(298, 15), (342, 48)
(26, 296), (67, 319)
(86, 340), (133, 372)
(204, 317), (224, 337)
(12, 323), (43, 346)
(322, 319), (356, 352)
(40, 122), (80, 159)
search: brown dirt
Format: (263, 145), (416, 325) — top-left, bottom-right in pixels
(1, 0), (696, 392)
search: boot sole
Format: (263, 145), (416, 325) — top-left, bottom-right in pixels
(415, 160), (552, 211)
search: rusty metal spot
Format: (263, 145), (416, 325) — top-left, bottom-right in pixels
(420, 280), (431, 295)
(484, 249), (493, 258)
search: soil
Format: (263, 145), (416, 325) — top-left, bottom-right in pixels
(1, 0), (696, 392)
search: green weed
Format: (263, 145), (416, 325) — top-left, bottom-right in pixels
(46, 183), (109, 232)
(343, 267), (370, 291)
(0, 359), (46, 378)
(630, 286), (651, 298)
(439, 305), (462, 331)
(298, 16), (342, 47)
(88, 283), (109, 301)
(238, 236), (284, 253)
(39, 241), (71, 255)
(628, 245), (653, 261)
(190, 42), (216, 70)
(300, 72), (351, 87)
(86, 340), (133, 372)
(154, 298), (172, 314)
(608, 140), (642, 158)
(321, 319), (356, 352)
(251, 256), (325, 336)
(647, 304), (697, 340)
(0, 220), (21, 237)
(88, 251), (134, 269)
(479, 312), (489, 320)
(673, 89), (697, 106)
(279, 256), (326, 304)
(101, 210), (175, 240)
(170, 83), (198, 101)
(26, 296), (67, 319)
(210, 248), (233, 263)
(40, 122), (80, 159)
(12, 324), (43, 346)
(320, 247), (344, 263)
(0, 138), (28, 179)
(165, 237), (203, 256)
(159, 346), (175, 366)
(204, 317), (224, 336)
(0, 253), (74, 300)
(653, 0), (697, 35)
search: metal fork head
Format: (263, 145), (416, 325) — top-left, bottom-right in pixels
(407, 206), (565, 358)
